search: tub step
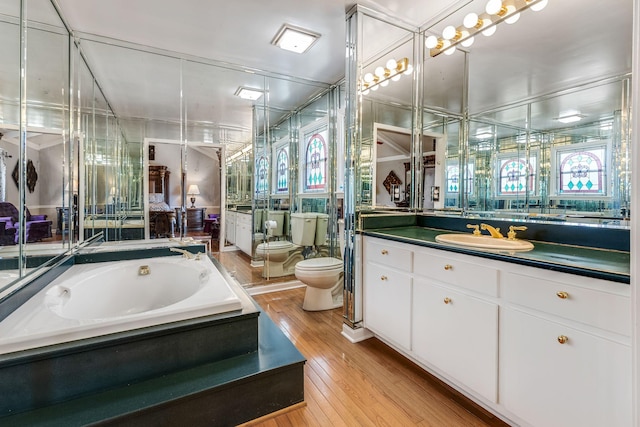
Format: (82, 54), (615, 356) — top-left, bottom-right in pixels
(0, 309), (305, 426)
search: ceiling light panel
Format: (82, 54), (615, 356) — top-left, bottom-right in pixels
(272, 24), (320, 54)
(235, 87), (263, 100)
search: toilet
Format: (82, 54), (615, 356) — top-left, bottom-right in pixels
(292, 215), (344, 311)
(255, 210), (298, 278)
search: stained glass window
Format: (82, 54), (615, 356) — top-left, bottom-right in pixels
(304, 132), (327, 192)
(255, 155), (269, 196)
(497, 155), (537, 196)
(275, 147), (289, 193)
(557, 146), (606, 195)
(446, 162), (474, 194)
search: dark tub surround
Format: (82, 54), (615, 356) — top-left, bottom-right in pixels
(359, 213), (629, 284)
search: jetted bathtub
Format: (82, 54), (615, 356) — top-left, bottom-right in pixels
(0, 255), (245, 354)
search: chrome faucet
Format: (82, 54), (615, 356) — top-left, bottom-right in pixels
(170, 247), (201, 260)
(480, 223), (504, 239)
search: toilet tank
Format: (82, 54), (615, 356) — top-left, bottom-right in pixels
(315, 213), (329, 246)
(267, 211), (285, 237)
(290, 213), (317, 246)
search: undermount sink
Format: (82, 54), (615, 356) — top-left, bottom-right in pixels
(435, 233), (534, 251)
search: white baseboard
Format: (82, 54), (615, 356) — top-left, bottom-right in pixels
(341, 324), (374, 343)
(245, 280), (306, 296)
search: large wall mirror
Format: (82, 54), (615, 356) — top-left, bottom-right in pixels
(351, 0), (632, 229)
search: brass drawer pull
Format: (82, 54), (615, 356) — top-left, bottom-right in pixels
(556, 291), (569, 299)
(444, 264), (453, 270)
(443, 297), (451, 304)
(380, 275), (388, 281)
(381, 249), (388, 255)
(557, 335), (568, 344)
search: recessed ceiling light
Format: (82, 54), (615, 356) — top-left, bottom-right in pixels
(235, 87), (263, 101)
(271, 24), (320, 54)
(555, 114), (584, 124)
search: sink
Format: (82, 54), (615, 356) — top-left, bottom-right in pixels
(435, 234), (534, 251)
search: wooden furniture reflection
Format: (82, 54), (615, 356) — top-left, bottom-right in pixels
(186, 207), (205, 232)
(149, 165), (176, 238)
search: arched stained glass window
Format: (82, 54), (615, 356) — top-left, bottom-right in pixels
(446, 162), (474, 194)
(256, 156), (269, 195)
(558, 149), (605, 195)
(304, 133), (327, 191)
(276, 147), (289, 193)
(497, 156), (536, 196)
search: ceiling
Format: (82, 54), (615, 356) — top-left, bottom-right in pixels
(0, 0), (634, 150)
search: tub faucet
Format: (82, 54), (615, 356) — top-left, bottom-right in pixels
(480, 223), (504, 239)
(170, 247), (201, 260)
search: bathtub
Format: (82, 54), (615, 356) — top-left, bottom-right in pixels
(0, 255), (245, 354)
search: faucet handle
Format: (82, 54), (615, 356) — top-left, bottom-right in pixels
(466, 224), (481, 235)
(507, 225), (528, 240)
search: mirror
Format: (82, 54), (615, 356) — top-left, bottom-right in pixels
(351, 0), (632, 228)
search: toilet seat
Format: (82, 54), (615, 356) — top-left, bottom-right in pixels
(295, 257), (342, 271)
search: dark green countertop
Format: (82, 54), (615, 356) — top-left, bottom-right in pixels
(362, 226), (630, 284)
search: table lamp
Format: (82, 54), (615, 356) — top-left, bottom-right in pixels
(187, 184), (200, 208)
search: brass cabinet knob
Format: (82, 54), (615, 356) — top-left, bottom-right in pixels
(557, 335), (568, 344)
(444, 264), (453, 270)
(443, 297), (451, 304)
(556, 291), (569, 299)
(381, 249), (388, 255)
(380, 275), (388, 281)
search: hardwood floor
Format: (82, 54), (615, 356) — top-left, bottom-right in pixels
(245, 288), (509, 427)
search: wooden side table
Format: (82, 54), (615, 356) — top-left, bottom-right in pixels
(186, 207), (205, 232)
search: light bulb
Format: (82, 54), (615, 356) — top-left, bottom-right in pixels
(391, 73), (401, 82)
(461, 36), (475, 48)
(504, 5), (520, 23)
(481, 19), (496, 36)
(374, 66), (385, 77)
(442, 25), (457, 40)
(486, 0), (503, 15)
(425, 35), (440, 49)
(364, 73), (374, 83)
(362, 89), (370, 95)
(444, 45), (456, 55)
(386, 59), (397, 70)
(530, 0), (548, 11)
(371, 84), (379, 91)
(403, 64), (413, 75)
(463, 12), (480, 29)
(505, 12), (520, 24)
(380, 79), (389, 87)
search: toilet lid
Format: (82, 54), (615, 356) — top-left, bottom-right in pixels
(296, 257), (342, 271)
(257, 241), (294, 250)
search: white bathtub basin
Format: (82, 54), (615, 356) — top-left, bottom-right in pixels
(435, 233), (534, 251)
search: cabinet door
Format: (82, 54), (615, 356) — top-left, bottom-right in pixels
(413, 279), (498, 402)
(501, 308), (631, 427)
(364, 262), (412, 350)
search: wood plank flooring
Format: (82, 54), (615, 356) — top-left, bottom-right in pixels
(245, 288), (510, 427)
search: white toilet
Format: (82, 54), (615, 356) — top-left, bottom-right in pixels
(255, 210), (298, 278)
(293, 215), (344, 311)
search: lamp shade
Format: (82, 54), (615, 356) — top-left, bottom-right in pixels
(187, 184), (200, 195)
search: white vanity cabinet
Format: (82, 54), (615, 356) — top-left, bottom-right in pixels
(361, 235), (631, 427)
(500, 270), (631, 427)
(235, 211), (253, 256)
(412, 247), (499, 402)
(225, 210), (236, 244)
(363, 238), (413, 350)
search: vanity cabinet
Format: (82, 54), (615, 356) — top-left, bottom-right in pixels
(362, 235), (631, 427)
(235, 211), (253, 256)
(225, 210), (236, 244)
(363, 238), (412, 349)
(500, 270), (631, 427)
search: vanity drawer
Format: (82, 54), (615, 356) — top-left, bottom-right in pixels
(413, 248), (498, 297)
(504, 272), (630, 336)
(365, 237), (413, 272)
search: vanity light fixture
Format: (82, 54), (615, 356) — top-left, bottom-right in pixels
(234, 87), (263, 101)
(271, 24), (320, 54)
(427, 0), (548, 57)
(360, 57), (412, 95)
